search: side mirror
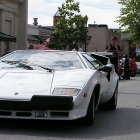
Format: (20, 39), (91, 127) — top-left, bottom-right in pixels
(98, 66), (112, 72)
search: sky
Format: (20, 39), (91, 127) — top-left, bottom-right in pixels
(28, 0), (121, 29)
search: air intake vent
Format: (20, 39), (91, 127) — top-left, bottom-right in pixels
(51, 112), (69, 117)
(0, 111), (12, 116)
(16, 112), (32, 117)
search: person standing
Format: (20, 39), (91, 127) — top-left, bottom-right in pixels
(65, 45), (70, 51)
(78, 47), (83, 52)
(135, 44), (139, 57)
(72, 43), (79, 51)
(129, 57), (138, 77)
(124, 54), (130, 80)
(28, 44), (34, 49)
(105, 36), (121, 74)
(135, 43), (140, 61)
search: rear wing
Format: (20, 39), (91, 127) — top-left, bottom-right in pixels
(88, 52), (113, 56)
(87, 52), (113, 65)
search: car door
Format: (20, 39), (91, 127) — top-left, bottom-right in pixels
(82, 54), (108, 94)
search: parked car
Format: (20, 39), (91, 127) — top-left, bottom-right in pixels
(136, 62), (140, 74)
(0, 50), (119, 125)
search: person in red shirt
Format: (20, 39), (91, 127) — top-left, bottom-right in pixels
(130, 57), (138, 71)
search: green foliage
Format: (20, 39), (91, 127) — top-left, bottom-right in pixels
(48, 0), (88, 50)
(116, 0), (140, 46)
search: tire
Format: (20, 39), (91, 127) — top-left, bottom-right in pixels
(98, 83), (118, 110)
(82, 92), (95, 125)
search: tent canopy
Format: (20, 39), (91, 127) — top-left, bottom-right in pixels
(27, 34), (40, 42)
(0, 32), (16, 42)
(32, 35), (46, 44)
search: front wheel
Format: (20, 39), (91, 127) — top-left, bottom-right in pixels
(98, 83), (118, 110)
(82, 92), (95, 125)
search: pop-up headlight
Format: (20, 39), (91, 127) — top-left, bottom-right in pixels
(53, 88), (81, 96)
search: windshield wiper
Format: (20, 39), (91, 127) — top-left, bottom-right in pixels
(2, 60), (20, 64)
(2, 60), (33, 70)
(20, 60), (54, 72)
(2, 60), (54, 72)
(18, 62), (34, 70)
(37, 65), (54, 72)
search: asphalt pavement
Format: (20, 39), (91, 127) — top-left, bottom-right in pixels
(0, 75), (140, 140)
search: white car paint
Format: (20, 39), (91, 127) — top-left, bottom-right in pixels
(0, 50), (118, 121)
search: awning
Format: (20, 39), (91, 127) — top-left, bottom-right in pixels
(27, 35), (40, 41)
(38, 37), (45, 43)
(0, 32), (16, 42)
(32, 35), (46, 43)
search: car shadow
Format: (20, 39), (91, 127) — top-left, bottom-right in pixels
(0, 108), (139, 139)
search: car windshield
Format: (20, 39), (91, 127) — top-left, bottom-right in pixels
(0, 50), (85, 71)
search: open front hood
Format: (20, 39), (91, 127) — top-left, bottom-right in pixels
(0, 70), (53, 100)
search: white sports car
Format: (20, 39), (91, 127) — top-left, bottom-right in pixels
(0, 50), (119, 125)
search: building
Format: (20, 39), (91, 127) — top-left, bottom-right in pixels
(27, 24), (55, 48)
(26, 11), (63, 49)
(87, 24), (122, 52)
(38, 25), (54, 41)
(0, 0), (28, 55)
(121, 33), (131, 56)
(27, 24), (40, 48)
(53, 11), (63, 27)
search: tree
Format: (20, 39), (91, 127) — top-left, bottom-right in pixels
(48, 0), (88, 50)
(116, 0), (140, 46)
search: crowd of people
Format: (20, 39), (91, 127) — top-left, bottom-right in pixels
(118, 55), (138, 80)
(105, 36), (138, 80)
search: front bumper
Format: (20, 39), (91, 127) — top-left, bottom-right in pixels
(0, 109), (87, 120)
(0, 95), (73, 110)
(0, 96), (88, 120)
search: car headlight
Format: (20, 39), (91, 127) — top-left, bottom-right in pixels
(53, 88), (81, 96)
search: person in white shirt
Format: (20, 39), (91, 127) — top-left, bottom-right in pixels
(121, 55), (126, 67)
(136, 44), (140, 57)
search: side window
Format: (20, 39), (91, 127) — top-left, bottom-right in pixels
(91, 60), (101, 69)
(82, 54), (103, 70)
(83, 57), (95, 69)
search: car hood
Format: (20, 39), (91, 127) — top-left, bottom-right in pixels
(0, 69), (96, 100)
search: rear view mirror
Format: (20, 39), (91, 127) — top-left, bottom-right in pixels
(98, 66), (112, 72)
